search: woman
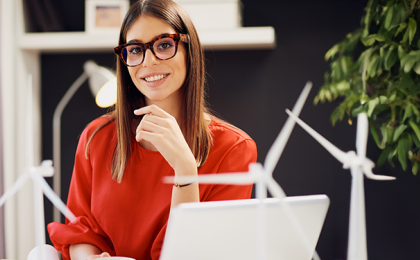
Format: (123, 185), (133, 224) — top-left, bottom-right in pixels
(48, 1), (257, 259)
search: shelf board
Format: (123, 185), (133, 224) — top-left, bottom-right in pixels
(18, 27), (276, 53)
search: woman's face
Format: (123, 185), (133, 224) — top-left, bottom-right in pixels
(126, 15), (188, 107)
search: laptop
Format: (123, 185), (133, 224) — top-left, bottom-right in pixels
(160, 194), (329, 260)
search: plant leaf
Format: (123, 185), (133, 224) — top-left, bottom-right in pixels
(398, 45), (407, 59)
(387, 126), (395, 144)
(367, 97), (379, 117)
(352, 105), (367, 117)
(412, 105), (420, 117)
(403, 103), (413, 123)
(397, 134), (410, 170)
(325, 44), (339, 61)
(393, 124), (408, 141)
(367, 54), (380, 77)
(380, 44), (389, 59)
(409, 120), (420, 141)
(376, 35), (385, 41)
(370, 123), (381, 147)
(361, 34), (377, 46)
(413, 132), (420, 147)
(330, 106), (346, 126)
(378, 146), (392, 166)
(395, 22), (407, 37)
(363, 0), (374, 36)
(401, 23), (410, 43)
(385, 6), (394, 30)
(325, 90), (332, 102)
(380, 124), (388, 149)
(379, 95), (388, 103)
(384, 45), (398, 70)
(341, 56), (352, 75)
(408, 17), (417, 44)
(388, 146), (397, 167)
(331, 60), (343, 81)
(413, 161), (419, 175)
(403, 55), (417, 72)
(390, 91), (397, 102)
(336, 80), (350, 92)
(413, 62), (420, 74)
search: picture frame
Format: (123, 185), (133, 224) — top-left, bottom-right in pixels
(85, 0), (129, 33)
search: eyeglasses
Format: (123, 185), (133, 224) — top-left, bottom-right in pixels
(114, 33), (189, 67)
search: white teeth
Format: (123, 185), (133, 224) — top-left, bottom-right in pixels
(145, 74), (167, 82)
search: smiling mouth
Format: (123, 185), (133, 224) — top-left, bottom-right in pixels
(143, 74), (169, 82)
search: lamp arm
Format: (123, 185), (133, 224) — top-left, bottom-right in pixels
(96, 67), (115, 81)
(52, 71), (88, 223)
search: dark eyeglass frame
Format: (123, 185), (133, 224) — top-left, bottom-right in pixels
(114, 33), (189, 67)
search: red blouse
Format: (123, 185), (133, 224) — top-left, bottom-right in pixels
(48, 116), (257, 260)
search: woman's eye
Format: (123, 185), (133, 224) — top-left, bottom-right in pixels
(157, 42), (173, 51)
(129, 47), (142, 55)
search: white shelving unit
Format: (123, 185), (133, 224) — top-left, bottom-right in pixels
(1, 0), (276, 259)
(19, 27), (275, 52)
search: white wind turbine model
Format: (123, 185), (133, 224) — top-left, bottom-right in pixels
(285, 109), (395, 260)
(0, 75), (77, 260)
(165, 81), (322, 260)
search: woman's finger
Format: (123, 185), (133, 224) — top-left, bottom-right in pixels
(139, 114), (171, 128)
(99, 252), (111, 258)
(135, 130), (159, 143)
(134, 104), (171, 118)
(136, 119), (165, 135)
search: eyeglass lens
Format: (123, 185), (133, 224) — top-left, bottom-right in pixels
(122, 37), (177, 66)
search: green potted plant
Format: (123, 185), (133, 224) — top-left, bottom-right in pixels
(315, 0), (420, 174)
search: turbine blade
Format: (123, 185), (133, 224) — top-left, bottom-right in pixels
(264, 81), (313, 175)
(286, 109), (348, 164)
(356, 113), (368, 158)
(363, 168), (396, 180)
(266, 178), (287, 199)
(0, 173), (30, 208)
(30, 172), (77, 222)
(163, 173), (258, 185)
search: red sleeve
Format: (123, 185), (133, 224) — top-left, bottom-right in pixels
(205, 138), (257, 201)
(47, 125), (115, 260)
(150, 139), (257, 260)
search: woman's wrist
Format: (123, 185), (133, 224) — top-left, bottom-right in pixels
(173, 152), (198, 176)
(174, 162), (197, 176)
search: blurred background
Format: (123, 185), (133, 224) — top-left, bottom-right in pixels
(2, 0), (420, 259)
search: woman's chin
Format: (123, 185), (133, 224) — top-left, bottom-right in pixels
(144, 94), (169, 104)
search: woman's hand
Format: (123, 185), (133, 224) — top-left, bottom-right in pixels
(134, 105), (197, 175)
(87, 252), (111, 260)
(70, 244), (109, 260)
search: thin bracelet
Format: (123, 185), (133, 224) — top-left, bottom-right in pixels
(173, 178), (198, 188)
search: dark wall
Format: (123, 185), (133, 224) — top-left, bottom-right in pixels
(41, 0), (420, 259)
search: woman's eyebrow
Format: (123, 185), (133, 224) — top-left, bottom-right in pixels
(126, 33), (172, 44)
(127, 39), (141, 44)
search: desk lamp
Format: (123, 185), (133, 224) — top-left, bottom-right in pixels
(52, 60), (116, 223)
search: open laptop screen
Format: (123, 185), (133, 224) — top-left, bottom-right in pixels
(161, 194), (329, 260)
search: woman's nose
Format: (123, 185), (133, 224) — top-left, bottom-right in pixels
(142, 49), (159, 67)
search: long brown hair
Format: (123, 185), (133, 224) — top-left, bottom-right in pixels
(86, 0), (211, 183)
